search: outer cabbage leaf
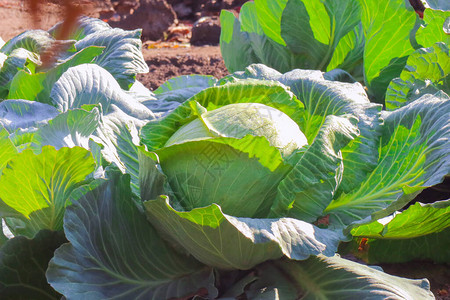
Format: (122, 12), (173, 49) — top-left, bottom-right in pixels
(386, 43), (450, 110)
(425, 0), (450, 10)
(140, 100), (202, 151)
(46, 170), (216, 299)
(190, 79), (303, 122)
(346, 199), (450, 264)
(239, 1), (307, 74)
(323, 68), (358, 83)
(326, 23), (365, 77)
(254, 0), (288, 46)
(223, 63), (325, 86)
(349, 228), (450, 264)
(0, 146), (95, 237)
(287, 71), (379, 143)
(0, 230), (66, 299)
(0, 30), (57, 55)
(220, 0), (364, 75)
(0, 99), (59, 132)
(92, 114), (141, 196)
(416, 9), (450, 48)
(74, 28), (148, 89)
(154, 74), (218, 103)
(50, 64), (155, 125)
(359, 0), (417, 102)
(125, 81), (181, 118)
(270, 115), (358, 222)
(220, 9), (257, 73)
(0, 48), (40, 97)
(32, 107), (101, 150)
(125, 80), (155, 102)
(326, 93), (450, 228)
(143, 196), (343, 271)
(351, 199), (450, 239)
(7, 46), (104, 103)
(280, 0), (361, 71)
(244, 255), (434, 299)
(49, 16), (112, 41)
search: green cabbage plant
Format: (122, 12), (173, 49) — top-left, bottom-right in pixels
(220, 0), (450, 103)
(0, 17), (448, 299)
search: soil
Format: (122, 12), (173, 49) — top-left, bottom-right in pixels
(0, 1), (448, 299)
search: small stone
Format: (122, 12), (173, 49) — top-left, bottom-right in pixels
(190, 16), (221, 46)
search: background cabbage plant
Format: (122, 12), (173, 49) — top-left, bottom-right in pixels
(220, 0), (450, 104)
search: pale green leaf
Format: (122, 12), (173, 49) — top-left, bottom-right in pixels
(351, 199), (450, 239)
(359, 0), (417, 102)
(386, 42), (450, 110)
(326, 23), (365, 77)
(286, 72), (382, 195)
(254, 0), (288, 46)
(75, 28), (148, 89)
(92, 114), (141, 195)
(0, 99), (59, 132)
(141, 79), (304, 150)
(425, 0), (450, 10)
(190, 79), (303, 123)
(7, 46), (104, 103)
(49, 16), (112, 41)
(0, 146), (95, 237)
(326, 93), (450, 228)
(238, 2), (307, 73)
(0, 30), (57, 55)
(154, 135), (290, 218)
(416, 9), (450, 47)
(50, 64), (155, 124)
(0, 127), (17, 175)
(32, 107), (101, 150)
(140, 100), (201, 150)
(0, 48), (40, 97)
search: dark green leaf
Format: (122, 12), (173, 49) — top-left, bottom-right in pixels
(0, 230), (66, 300)
(219, 9), (257, 73)
(247, 255), (434, 299)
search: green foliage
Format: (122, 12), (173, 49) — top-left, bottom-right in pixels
(220, 0), (450, 104)
(0, 14), (448, 299)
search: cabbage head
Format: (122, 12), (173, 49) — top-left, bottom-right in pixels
(139, 79), (360, 270)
